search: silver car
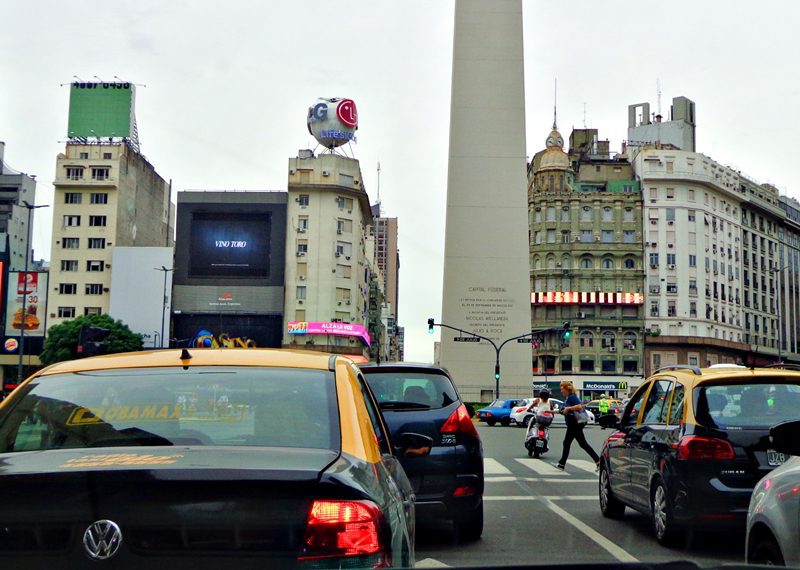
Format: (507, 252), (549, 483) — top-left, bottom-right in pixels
(747, 419), (800, 566)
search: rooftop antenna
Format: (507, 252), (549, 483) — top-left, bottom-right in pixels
(376, 161), (382, 215)
(656, 78), (662, 117)
(583, 103), (587, 129)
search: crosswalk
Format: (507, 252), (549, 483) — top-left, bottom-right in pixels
(484, 457), (598, 479)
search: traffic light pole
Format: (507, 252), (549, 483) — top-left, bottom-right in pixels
(428, 319), (570, 399)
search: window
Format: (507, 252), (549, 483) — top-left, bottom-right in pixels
(63, 215), (81, 227)
(601, 331), (616, 348)
(79, 152), (89, 159)
(689, 302), (697, 317)
(689, 255), (697, 267)
(650, 301), (659, 317)
(91, 167), (110, 180)
(666, 253), (676, 265)
(580, 257), (593, 269)
(666, 187), (675, 199)
(602, 207), (613, 222)
(623, 332), (637, 349)
(89, 216), (107, 227)
(335, 241), (353, 257)
(298, 194), (310, 206)
(665, 208), (676, 221)
(688, 210), (696, 222)
(297, 242), (308, 254)
(336, 264), (352, 278)
(581, 206), (592, 222)
(295, 309), (306, 321)
(642, 380), (674, 425)
(546, 207), (556, 222)
(667, 384), (686, 425)
(623, 360), (639, 373)
(85, 283), (104, 295)
(88, 238), (106, 249)
(624, 259), (635, 269)
(296, 286), (306, 300)
(580, 358), (595, 372)
(602, 258), (614, 270)
(623, 230), (635, 244)
(84, 307), (102, 316)
(546, 229), (556, 243)
(533, 231), (542, 244)
(87, 260), (105, 272)
(649, 253), (659, 266)
(579, 331), (593, 348)
(90, 193), (108, 204)
(623, 208), (634, 222)
(602, 359), (617, 373)
(64, 192), (82, 204)
(59, 283), (77, 295)
(561, 207), (570, 222)
(688, 189), (695, 202)
(60, 260), (78, 271)
(580, 230), (592, 242)
(667, 300), (677, 316)
(62, 237), (79, 249)
(102, 152), (113, 159)
(666, 282), (678, 294)
(65, 168), (83, 180)
(58, 307), (76, 318)
(601, 230), (614, 243)
(336, 287), (352, 303)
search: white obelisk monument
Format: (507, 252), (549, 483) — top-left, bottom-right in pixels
(440, 0), (531, 401)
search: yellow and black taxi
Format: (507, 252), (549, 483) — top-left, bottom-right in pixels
(0, 349), (423, 569)
(598, 363), (800, 546)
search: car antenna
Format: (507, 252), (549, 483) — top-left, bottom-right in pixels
(180, 348), (192, 370)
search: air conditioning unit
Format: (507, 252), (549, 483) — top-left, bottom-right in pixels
(346, 256), (351, 260)
(298, 300), (303, 305)
(335, 252), (341, 257)
(576, 311), (587, 318)
(556, 262), (562, 267)
(594, 236), (601, 242)
(668, 221), (675, 226)
(595, 286), (602, 292)
(668, 243), (674, 248)
(668, 264), (676, 269)
(573, 236), (581, 242)
(650, 242), (657, 247)
(346, 301), (351, 305)
(337, 229), (342, 235)
(103, 287), (109, 292)
(347, 210), (352, 214)
(299, 275), (306, 280)
(337, 301), (342, 306)
(322, 170), (330, 177)
(608, 346), (617, 353)
(106, 264), (111, 268)
(650, 263), (658, 269)
(297, 228), (306, 233)
(617, 286), (623, 292)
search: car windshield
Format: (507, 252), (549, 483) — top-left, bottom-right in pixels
(0, 367), (338, 452)
(363, 371), (457, 409)
(694, 380), (800, 429)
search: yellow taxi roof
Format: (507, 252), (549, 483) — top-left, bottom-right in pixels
(652, 365), (800, 386)
(37, 349), (340, 377)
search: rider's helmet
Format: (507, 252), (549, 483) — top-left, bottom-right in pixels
(539, 389), (550, 400)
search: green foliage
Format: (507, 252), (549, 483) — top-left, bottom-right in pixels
(39, 314), (143, 366)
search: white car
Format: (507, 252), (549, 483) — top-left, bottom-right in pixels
(509, 399), (533, 426)
(746, 419), (800, 566)
(511, 398), (578, 427)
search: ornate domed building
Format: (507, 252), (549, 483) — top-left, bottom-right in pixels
(529, 123), (574, 194)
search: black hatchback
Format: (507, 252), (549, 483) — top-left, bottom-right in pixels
(359, 363), (484, 540)
(598, 364), (800, 546)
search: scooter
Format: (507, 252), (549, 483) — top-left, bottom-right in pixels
(524, 410), (554, 458)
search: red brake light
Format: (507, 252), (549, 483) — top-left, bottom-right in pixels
(676, 436), (735, 460)
(538, 429), (545, 438)
(300, 500), (387, 561)
(440, 404), (479, 438)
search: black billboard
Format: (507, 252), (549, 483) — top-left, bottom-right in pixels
(172, 314), (283, 349)
(189, 212), (271, 278)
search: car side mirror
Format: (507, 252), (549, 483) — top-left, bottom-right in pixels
(770, 420), (800, 456)
(598, 414), (620, 429)
(395, 432), (433, 458)
(465, 404), (475, 418)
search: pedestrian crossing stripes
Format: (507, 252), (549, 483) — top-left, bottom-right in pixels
(570, 459), (599, 474)
(480, 457), (598, 479)
(482, 458), (513, 475)
(514, 457), (568, 476)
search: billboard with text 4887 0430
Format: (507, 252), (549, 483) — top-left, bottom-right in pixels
(5, 271), (48, 337)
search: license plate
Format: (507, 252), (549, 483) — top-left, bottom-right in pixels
(535, 440), (545, 448)
(767, 449), (787, 466)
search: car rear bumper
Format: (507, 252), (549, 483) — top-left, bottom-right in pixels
(415, 473), (483, 520)
(671, 470), (755, 527)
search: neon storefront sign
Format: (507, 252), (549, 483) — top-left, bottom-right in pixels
(531, 291), (644, 305)
(288, 321), (371, 346)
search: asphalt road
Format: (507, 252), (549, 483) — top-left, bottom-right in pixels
(415, 421), (744, 568)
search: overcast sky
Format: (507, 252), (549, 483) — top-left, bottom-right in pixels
(1, 1), (799, 362)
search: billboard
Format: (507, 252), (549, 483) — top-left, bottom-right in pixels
(173, 314), (283, 349)
(189, 212), (271, 278)
(287, 321), (371, 347)
(67, 82), (135, 138)
(5, 271), (47, 337)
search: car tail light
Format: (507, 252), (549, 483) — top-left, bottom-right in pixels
(613, 408), (620, 413)
(453, 484), (477, 497)
(676, 436), (735, 460)
(300, 500), (388, 563)
(440, 404), (479, 438)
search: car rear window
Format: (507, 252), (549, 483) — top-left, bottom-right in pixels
(0, 366), (339, 452)
(694, 379), (800, 429)
(362, 370), (458, 410)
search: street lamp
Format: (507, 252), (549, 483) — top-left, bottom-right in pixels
(771, 265), (790, 363)
(154, 266), (174, 349)
(18, 201), (48, 385)
(153, 331), (160, 349)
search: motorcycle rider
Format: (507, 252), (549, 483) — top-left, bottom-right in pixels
(525, 389), (556, 457)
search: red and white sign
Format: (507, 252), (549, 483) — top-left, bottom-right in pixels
(336, 99), (358, 128)
(4, 338), (18, 352)
(531, 291), (644, 305)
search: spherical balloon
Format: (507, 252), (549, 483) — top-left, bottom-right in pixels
(306, 97), (358, 149)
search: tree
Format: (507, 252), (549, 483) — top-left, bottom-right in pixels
(40, 314), (144, 366)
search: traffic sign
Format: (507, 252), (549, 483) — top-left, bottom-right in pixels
(453, 337), (480, 343)
(517, 338), (532, 343)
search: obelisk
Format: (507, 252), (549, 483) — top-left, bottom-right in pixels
(440, 0), (531, 401)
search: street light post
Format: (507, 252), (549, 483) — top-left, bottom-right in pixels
(17, 201), (48, 385)
(154, 266), (174, 349)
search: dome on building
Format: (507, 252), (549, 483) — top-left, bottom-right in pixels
(538, 127), (570, 171)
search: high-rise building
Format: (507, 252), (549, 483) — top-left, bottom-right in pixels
(528, 123), (645, 399)
(0, 141), (37, 270)
(283, 151), (373, 356)
(627, 96), (696, 152)
(47, 142), (173, 327)
(369, 210), (402, 360)
(778, 196), (800, 361)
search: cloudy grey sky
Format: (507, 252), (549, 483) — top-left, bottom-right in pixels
(1, 1), (799, 362)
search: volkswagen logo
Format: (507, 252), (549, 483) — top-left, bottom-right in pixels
(83, 520), (122, 560)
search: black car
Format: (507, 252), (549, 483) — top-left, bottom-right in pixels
(598, 364), (800, 545)
(0, 350), (420, 568)
(359, 363), (484, 540)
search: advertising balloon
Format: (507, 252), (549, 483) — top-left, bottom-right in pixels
(307, 97), (358, 149)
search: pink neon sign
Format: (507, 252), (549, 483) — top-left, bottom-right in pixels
(287, 321), (371, 346)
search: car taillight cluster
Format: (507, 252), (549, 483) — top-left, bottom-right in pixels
(300, 500), (388, 563)
(440, 404), (479, 438)
(676, 436), (735, 460)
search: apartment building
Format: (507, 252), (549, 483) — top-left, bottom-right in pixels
(0, 141), (37, 270)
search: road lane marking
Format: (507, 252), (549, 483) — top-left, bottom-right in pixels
(571, 459), (600, 474)
(416, 558), (451, 568)
(515, 457), (569, 476)
(485, 476), (596, 483)
(483, 495), (598, 501)
(483, 458), (513, 475)
(544, 499), (639, 563)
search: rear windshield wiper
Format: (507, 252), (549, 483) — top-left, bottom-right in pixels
(379, 401), (431, 410)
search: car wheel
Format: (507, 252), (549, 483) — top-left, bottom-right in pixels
(651, 479), (683, 546)
(523, 415), (533, 428)
(453, 501), (483, 542)
(487, 420), (496, 427)
(598, 464), (625, 519)
(500, 418), (510, 427)
(749, 535), (785, 566)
